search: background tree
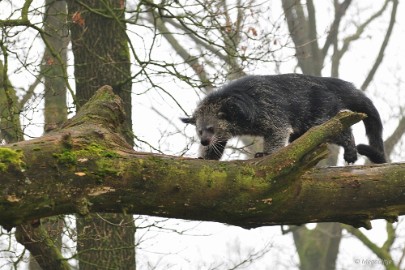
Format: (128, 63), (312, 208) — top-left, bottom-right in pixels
(15, 1), (69, 269)
(67, 0), (136, 269)
(280, 1), (401, 269)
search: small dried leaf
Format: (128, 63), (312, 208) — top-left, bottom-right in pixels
(72, 11), (85, 27)
(248, 27), (258, 36)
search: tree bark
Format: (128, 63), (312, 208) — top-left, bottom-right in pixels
(67, 0), (132, 142)
(0, 60), (24, 142)
(15, 217), (70, 270)
(67, 1), (136, 268)
(291, 223), (342, 270)
(15, 1), (69, 270)
(1, 86), (404, 232)
(42, 0), (69, 132)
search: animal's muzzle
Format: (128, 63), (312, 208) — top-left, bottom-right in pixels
(201, 139), (210, 146)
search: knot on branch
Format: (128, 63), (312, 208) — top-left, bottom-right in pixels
(62, 85), (127, 134)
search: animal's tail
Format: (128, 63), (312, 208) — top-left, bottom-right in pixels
(354, 99), (386, 163)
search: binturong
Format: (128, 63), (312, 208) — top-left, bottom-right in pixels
(181, 74), (386, 164)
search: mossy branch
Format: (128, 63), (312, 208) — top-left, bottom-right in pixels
(0, 86), (404, 231)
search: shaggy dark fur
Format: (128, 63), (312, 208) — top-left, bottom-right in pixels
(181, 74), (386, 163)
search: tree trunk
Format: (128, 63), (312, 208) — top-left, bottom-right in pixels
(42, 0), (69, 133)
(281, 1), (344, 266)
(292, 223), (342, 270)
(67, 0), (132, 142)
(0, 61), (24, 142)
(19, 1), (69, 269)
(67, 1), (135, 269)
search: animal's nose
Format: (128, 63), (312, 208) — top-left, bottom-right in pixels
(201, 139), (210, 146)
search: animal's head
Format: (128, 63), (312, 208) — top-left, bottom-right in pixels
(181, 95), (254, 147)
(181, 104), (228, 147)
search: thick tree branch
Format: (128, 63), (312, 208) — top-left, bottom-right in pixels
(0, 86), (404, 231)
(15, 220), (70, 270)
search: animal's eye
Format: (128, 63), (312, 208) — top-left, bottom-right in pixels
(207, 127), (214, 133)
(198, 129), (203, 136)
(218, 112), (226, 119)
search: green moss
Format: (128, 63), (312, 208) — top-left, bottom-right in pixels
(0, 148), (25, 172)
(75, 143), (119, 158)
(237, 165), (256, 179)
(76, 197), (91, 216)
(165, 161), (187, 180)
(53, 150), (77, 166)
(52, 143), (121, 184)
(198, 165), (228, 188)
(53, 142), (118, 167)
(95, 159), (120, 177)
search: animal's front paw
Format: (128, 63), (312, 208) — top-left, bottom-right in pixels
(254, 152), (269, 158)
(344, 150), (358, 164)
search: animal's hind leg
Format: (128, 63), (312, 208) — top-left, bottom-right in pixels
(256, 128), (292, 158)
(332, 128), (357, 163)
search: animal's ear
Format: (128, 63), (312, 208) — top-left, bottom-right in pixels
(180, 117), (196, 125)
